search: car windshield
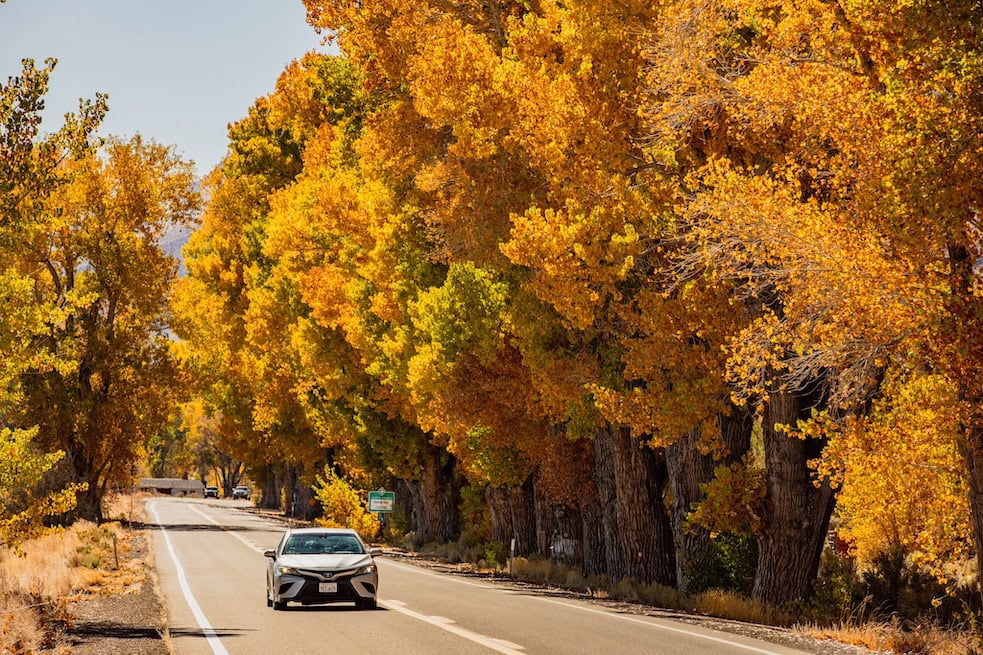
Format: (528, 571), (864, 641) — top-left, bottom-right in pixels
(282, 534), (365, 555)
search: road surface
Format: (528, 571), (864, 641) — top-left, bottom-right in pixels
(148, 497), (817, 655)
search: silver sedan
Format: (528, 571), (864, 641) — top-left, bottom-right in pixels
(265, 527), (380, 610)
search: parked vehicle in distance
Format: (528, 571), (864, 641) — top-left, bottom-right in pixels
(204, 485), (219, 498)
(265, 527), (381, 611)
(232, 485), (250, 500)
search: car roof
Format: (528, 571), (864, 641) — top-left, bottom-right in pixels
(285, 527), (361, 536)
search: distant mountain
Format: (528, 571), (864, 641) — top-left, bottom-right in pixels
(161, 224), (193, 276)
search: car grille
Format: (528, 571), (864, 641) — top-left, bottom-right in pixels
(293, 568), (359, 582)
(292, 579), (360, 604)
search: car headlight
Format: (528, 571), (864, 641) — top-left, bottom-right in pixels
(355, 564), (376, 575)
(277, 566), (300, 576)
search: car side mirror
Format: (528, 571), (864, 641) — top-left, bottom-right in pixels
(369, 547), (382, 557)
(263, 549), (277, 559)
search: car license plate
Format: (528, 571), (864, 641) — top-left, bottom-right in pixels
(318, 582), (337, 593)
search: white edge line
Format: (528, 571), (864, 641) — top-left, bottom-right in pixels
(382, 558), (788, 655)
(536, 597), (789, 655)
(188, 504), (265, 553)
(148, 500), (231, 655)
(380, 599), (525, 654)
(380, 558), (495, 589)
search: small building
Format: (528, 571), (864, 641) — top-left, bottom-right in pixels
(137, 478), (205, 497)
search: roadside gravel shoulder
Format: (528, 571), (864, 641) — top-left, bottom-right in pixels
(63, 525), (169, 655)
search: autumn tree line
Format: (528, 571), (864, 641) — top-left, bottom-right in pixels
(3, 0), (982, 612)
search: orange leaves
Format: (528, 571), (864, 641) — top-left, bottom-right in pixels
(819, 373), (970, 571)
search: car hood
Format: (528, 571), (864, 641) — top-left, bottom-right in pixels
(276, 553), (372, 571)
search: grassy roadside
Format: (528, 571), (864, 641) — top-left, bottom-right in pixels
(0, 495), (155, 655)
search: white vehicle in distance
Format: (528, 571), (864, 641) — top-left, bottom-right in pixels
(232, 485), (250, 500)
(265, 527), (381, 610)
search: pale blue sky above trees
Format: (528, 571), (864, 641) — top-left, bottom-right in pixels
(0, 0), (331, 175)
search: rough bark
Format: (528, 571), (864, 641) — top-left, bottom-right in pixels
(532, 477), (584, 565)
(959, 423), (983, 603)
(413, 445), (464, 541)
(666, 406), (753, 593)
(294, 465), (318, 521)
(577, 444), (605, 577)
(752, 387), (836, 605)
(666, 428), (714, 593)
(486, 476), (536, 556)
(580, 501), (606, 578)
(944, 240), (983, 599)
(259, 464), (282, 510)
(612, 426), (676, 585)
(592, 424), (626, 580)
(68, 447), (103, 523)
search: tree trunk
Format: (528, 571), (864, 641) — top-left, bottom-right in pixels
(295, 464), (318, 521)
(752, 388), (836, 605)
(283, 465), (300, 517)
(486, 476), (536, 556)
(575, 440), (604, 577)
(593, 424), (626, 580)
(414, 445), (463, 541)
(607, 425), (676, 585)
(666, 406), (753, 593)
(259, 464), (282, 510)
(666, 427), (714, 593)
(67, 446), (103, 523)
(580, 500), (606, 578)
(959, 424), (983, 604)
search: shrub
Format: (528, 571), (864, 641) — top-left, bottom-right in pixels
(312, 467), (379, 540)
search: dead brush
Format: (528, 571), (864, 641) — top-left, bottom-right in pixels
(798, 618), (980, 655)
(0, 518), (140, 654)
(694, 589), (794, 626)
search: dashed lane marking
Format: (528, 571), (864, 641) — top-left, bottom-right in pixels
(380, 599), (525, 654)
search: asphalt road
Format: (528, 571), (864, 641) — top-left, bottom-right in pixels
(148, 497), (816, 655)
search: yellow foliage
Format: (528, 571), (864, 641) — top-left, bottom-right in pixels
(819, 373), (970, 574)
(314, 467), (380, 541)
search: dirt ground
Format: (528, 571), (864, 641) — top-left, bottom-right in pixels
(62, 526), (169, 655)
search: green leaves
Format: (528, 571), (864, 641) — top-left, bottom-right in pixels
(0, 428), (84, 546)
(410, 262), (508, 365)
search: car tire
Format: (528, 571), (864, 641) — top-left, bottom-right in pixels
(357, 598), (377, 610)
(273, 599), (287, 611)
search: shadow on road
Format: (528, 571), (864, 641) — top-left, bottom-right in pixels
(279, 605), (386, 613)
(169, 627), (255, 639)
(68, 622), (165, 640)
(132, 520), (272, 534)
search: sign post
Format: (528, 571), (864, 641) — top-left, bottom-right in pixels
(368, 489), (395, 523)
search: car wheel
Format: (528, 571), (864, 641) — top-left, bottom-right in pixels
(357, 598), (377, 610)
(273, 599), (287, 611)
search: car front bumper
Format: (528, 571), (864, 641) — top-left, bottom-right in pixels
(275, 570), (378, 605)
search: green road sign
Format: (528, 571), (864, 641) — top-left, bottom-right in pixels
(368, 489), (395, 513)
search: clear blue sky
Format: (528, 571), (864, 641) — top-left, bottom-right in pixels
(0, 0), (332, 176)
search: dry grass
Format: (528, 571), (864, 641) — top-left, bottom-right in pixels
(693, 589), (794, 627)
(102, 491), (150, 526)
(0, 498), (148, 655)
(799, 620), (979, 655)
